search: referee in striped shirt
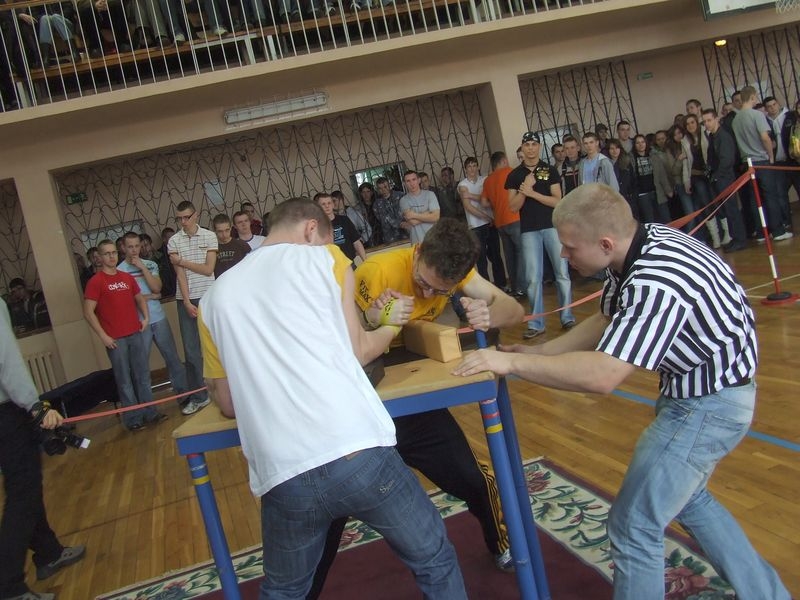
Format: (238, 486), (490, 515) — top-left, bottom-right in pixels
(455, 183), (790, 600)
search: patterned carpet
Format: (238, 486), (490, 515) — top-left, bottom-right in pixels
(97, 458), (734, 600)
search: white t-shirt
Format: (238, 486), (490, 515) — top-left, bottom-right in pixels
(240, 234), (266, 251)
(199, 244), (396, 497)
(458, 175), (491, 229)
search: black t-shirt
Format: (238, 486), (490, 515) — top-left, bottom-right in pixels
(332, 214), (361, 260)
(504, 161), (561, 232)
(215, 239), (251, 278)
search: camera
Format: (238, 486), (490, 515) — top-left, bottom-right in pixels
(30, 401), (91, 456)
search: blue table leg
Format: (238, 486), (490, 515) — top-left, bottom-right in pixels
(497, 376), (551, 600)
(479, 395), (540, 600)
(187, 452), (242, 600)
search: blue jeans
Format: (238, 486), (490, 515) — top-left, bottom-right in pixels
(751, 160), (786, 237)
(499, 221), (525, 292)
(608, 384), (790, 600)
(520, 228), (574, 332)
(260, 446), (466, 600)
(142, 318), (189, 404)
(177, 300), (207, 404)
(106, 331), (158, 429)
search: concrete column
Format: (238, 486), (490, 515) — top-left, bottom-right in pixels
(477, 71), (530, 165)
(13, 164), (102, 381)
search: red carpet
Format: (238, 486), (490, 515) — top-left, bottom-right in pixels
(205, 511), (611, 599)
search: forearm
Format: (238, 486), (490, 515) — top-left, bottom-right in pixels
(140, 268), (162, 293)
(761, 133), (774, 162)
(531, 312), (609, 356)
(176, 267), (191, 302)
(135, 295), (149, 323)
(179, 259), (215, 277)
(206, 378), (234, 417)
(508, 350), (627, 394)
(508, 190), (525, 212)
(488, 293), (524, 329)
(83, 308), (109, 341)
(355, 326), (397, 365)
(414, 210), (440, 224)
(354, 240), (366, 262)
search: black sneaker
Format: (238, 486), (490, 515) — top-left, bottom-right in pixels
(129, 422), (146, 432)
(36, 545), (86, 580)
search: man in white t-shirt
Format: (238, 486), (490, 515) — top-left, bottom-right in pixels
(232, 211), (266, 250)
(199, 198), (466, 599)
(458, 157), (507, 288)
(399, 170), (440, 243)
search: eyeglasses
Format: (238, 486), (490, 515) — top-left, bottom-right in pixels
(413, 261), (453, 296)
(175, 212), (196, 223)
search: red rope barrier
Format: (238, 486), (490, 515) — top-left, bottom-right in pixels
(62, 386), (207, 424)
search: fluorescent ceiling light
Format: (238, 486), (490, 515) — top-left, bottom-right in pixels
(224, 92), (328, 125)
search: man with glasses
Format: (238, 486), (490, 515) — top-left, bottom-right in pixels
(168, 201), (218, 415)
(310, 217), (523, 590)
(84, 240), (165, 431)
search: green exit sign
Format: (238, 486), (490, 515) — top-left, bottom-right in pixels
(66, 192), (88, 205)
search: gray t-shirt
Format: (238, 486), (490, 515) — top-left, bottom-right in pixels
(399, 190), (440, 244)
(732, 108), (770, 162)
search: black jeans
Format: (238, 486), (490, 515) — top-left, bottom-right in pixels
(472, 223), (507, 288)
(0, 402), (63, 599)
(307, 408), (507, 599)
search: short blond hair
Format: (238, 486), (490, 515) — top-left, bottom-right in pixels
(552, 184), (637, 240)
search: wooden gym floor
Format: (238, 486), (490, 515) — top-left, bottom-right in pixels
(9, 235), (799, 599)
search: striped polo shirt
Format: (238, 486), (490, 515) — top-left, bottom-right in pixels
(597, 223), (757, 399)
(167, 225), (218, 301)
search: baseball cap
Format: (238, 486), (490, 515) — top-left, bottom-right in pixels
(521, 131), (541, 144)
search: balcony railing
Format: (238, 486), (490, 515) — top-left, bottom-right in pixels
(0, 0), (605, 112)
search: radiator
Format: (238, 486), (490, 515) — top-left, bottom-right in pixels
(25, 351), (59, 395)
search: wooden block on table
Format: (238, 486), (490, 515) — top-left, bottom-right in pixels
(403, 320), (462, 363)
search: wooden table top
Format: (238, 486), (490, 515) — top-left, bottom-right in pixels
(172, 354), (493, 440)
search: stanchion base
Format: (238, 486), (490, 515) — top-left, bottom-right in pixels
(761, 292), (800, 306)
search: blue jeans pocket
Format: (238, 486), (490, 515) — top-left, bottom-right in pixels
(687, 408), (749, 474)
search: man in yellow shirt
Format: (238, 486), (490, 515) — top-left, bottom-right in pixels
(310, 218), (524, 597)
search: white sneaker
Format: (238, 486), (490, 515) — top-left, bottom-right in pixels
(173, 33), (186, 43)
(772, 231), (794, 242)
(181, 397), (211, 415)
(212, 27), (228, 36)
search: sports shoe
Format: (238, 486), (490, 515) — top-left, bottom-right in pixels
(36, 545), (86, 580)
(561, 320), (576, 331)
(181, 397), (211, 415)
(173, 33), (186, 43)
(522, 328), (545, 340)
(494, 548), (514, 572)
(128, 422), (146, 432)
(8, 592), (55, 600)
(755, 235), (766, 243)
(212, 27), (228, 36)
(772, 231), (794, 242)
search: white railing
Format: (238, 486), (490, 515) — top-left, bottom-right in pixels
(0, 0), (605, 111)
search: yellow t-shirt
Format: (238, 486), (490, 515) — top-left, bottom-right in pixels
(354, 246), (476, 323)
(200, 244), (351, 379)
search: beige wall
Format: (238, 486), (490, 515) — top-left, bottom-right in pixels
(627, 46), (715, 135)
(0, 0), (791, 380)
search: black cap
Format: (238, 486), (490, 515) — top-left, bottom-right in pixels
(521, 131), (541, 144)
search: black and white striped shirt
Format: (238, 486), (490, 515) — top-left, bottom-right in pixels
(598, 224), (757, 399)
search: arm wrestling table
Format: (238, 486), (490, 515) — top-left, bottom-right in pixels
(172, 354), (550, 600)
